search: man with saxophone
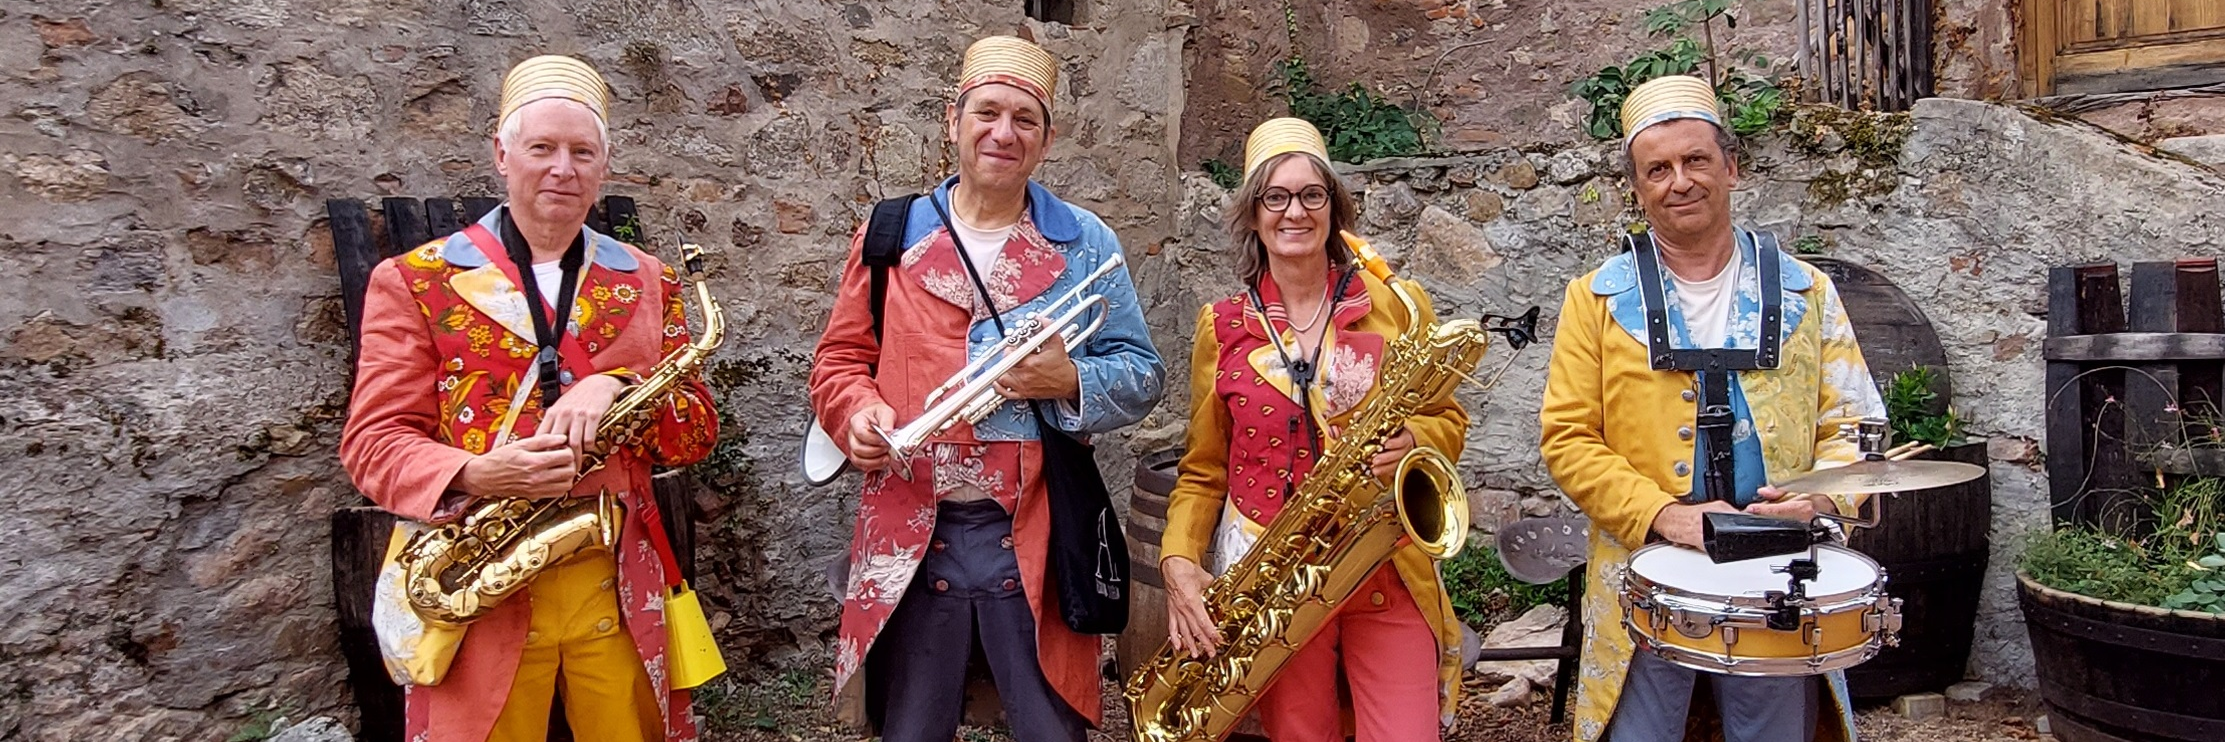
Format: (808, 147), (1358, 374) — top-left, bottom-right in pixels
(808, 35), (1164, 742)
(340, 55), (719, 742)
(1538, 75), (1885, 742)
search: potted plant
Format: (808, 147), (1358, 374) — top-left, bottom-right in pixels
(2019, 466), (2225, 741)
(1844, 366), (1993, 699)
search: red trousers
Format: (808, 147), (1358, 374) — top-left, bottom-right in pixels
(1254, 564), (1442, 742)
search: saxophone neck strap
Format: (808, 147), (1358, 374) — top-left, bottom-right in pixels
(466, 219), (601, 408)
(1625, 230), (1784, 504)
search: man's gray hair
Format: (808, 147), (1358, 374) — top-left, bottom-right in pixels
(495, 98), (611, 155)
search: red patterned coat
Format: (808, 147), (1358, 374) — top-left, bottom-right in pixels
(340, 209), (717, 742)
(809, 181), (1164, 727)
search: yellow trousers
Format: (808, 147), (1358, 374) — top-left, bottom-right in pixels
(490, 551), (662, 742)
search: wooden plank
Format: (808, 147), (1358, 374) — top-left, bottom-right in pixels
(2077, 266), (2134, 531)
(2178, 0), (2225, 30)
(462, 197), (500, 224)
(2070, 0), (2105, 46)
(330, 506), (402, 742)
(2045, 266), (2091, 524)
(2057, 60), (2225, 95)
(2042, 332), (2225, 360)
(329, 199), (379, 367)
(380, 197), (429, 259)
(2126, 263), (2184, 450)
(2026, 0), (2062, 96)
(2056, 35), (2225, 70)
(424, 197), (461, 238)
(2132, 0), (2171, 37)
(2175, 259), (2224, 418)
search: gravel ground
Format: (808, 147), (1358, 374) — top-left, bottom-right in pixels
(697, 649), (2053, 742)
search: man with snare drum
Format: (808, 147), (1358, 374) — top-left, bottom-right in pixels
(1538, 75), (1886, 742)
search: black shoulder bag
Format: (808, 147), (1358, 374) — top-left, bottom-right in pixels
(928, 194), (1130, 635)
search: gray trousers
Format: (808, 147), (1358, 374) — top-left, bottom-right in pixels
(864, 500), (1088, 742)
(1607, 651), (1819, 742)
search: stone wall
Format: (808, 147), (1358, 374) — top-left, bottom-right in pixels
(1149, 97), (2225, 690)
(0, 1), (1185, 738)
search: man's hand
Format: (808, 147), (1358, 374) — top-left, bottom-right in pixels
(993, 319), (1081, 402)
(455, 433), (578, 499)
(1162, 556), (1221, 658)
(1747, 486), (1837, 522)
(1651, 500), (1741, 548)
(536, 373), (627, 462)
(846, 403), (898, 471)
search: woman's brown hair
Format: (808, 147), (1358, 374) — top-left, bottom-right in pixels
(1224, 151), (1358, 287)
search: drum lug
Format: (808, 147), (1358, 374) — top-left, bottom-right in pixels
(1865, 595), (1905, 647)
(1669, 608), (1716, 639)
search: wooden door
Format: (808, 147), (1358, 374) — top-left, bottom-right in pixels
(2025, 0), (2225, 95)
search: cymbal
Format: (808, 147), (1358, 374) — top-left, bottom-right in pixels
(1776, 458), (1987, 495)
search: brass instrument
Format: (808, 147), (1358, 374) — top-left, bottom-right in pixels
(873, 252), (1127, 478)
(399, 243), (727, 627)
(1123, 237), (1494, 742)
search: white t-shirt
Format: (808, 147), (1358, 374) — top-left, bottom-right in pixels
(1669, 250), (1741, 349)
(531, 261), (565, 310)
(948, 210), (1015, 273)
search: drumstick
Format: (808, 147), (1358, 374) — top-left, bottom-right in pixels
(1883, 442), (1932, 460)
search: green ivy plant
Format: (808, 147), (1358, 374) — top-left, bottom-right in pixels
(2166, 532), (2225, 612)
(1439, 538), (1571, 627)
(1572, 0), (1785, 140)
(1884, 366), (1966, 449)
(1202, 159), (1242, 190)
(1275, 56), (1431, 164)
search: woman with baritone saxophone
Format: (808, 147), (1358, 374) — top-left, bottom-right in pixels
(339, 55), (719, 742)
(1147, 118), (1475, 741)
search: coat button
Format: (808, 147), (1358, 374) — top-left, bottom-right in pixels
(595, 618), (615, 633)
(525, 631), (540, 644)
(1000, 535), (1013, 550)
(1001, 578), (1019, 591)
(931, 539), (947, 552)
(933, 579), (950, 592)
(1681, 389), (1696, 402)
(1677, 426), (1694, 441)
(1674, 462), (1691, 476)
(600, 577), (615, 591)
(1370, 592), (1386, 606)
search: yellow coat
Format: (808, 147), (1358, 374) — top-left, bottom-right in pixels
(1163, 269), (1469, 725)
(1538, 235), (1885, 742)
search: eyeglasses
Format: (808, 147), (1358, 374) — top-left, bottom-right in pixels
(1258, 185), (1330, 213)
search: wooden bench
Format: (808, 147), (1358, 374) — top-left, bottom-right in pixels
(325, 195), (702, 742)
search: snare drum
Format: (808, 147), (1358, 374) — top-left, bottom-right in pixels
(1618, 543), (1902, 676)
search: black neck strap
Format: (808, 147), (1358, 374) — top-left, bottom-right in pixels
(1626, 230), (1784, 504)
(500, 209), (587, 408)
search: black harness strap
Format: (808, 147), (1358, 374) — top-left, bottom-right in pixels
(1627, 230), (1785, 504)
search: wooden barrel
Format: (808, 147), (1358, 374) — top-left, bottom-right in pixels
(1805, 257), (1992, 699)
(1117, 449), (1181, 681)
(2021, 575), (2225, 741)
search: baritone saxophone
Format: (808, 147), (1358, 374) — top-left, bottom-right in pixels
(398, 242), (726, 628)
(1124, 234), (1528, 742)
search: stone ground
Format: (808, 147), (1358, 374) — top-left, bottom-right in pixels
(692, 649), (2054, 742)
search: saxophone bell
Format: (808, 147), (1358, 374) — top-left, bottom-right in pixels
(1390, 447), (1470, 560)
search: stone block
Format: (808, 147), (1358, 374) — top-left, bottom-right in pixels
(1487, 677), (1532, 707)
(270, 716), (349, 742)
(1893, 692), (1946, 720)
(1945, 680), (1992, 702)
(2157, 135), (2225, 171)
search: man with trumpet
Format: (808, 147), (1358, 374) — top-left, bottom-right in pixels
(808, 35), (1165, 742)
(1538, 75), (1886, 742)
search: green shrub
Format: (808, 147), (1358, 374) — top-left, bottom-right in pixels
(1440, 538), (1571, 627)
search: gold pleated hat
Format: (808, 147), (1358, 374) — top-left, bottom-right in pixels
(499, 55), (612, 126)
(957, 36), (1058, 111)
(1242, 117), (1330, 180)
(1619, 74), (1722, 142)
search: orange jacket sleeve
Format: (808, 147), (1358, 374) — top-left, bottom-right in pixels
(339, 261), (476, 522)
(1162, 306), (1231, 567)
(808, 227), (888, 455)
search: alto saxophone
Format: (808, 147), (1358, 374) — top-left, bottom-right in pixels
(398, 243), (726, 628)
(1124, 238), (1491, 742)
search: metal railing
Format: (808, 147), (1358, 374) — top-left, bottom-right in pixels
(1797, 0), (1935, 111)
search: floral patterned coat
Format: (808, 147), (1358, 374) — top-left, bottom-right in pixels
(1538, 231), (1886, 742)
(1160, 268), (1471, 727)
(340, 208), (718, 742)
(808, 179), (1165, 727)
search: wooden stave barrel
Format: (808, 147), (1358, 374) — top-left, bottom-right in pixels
(1805, 256), (1992, 699)
(2020, 575), (2225, 742)
(1117, 448), (1181, 682)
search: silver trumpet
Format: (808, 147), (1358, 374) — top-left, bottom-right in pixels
(875, 252), (1127, 478)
